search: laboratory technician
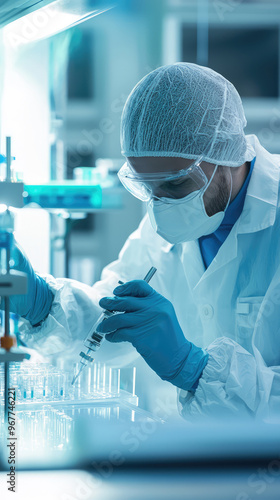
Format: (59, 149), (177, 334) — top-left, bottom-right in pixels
(10, 63), (280, 420)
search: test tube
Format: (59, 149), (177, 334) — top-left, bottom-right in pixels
(30, 374), (35, 400)
(109, 368), (120, 396)
(80, 363), (91, 397)
(72, 365), (82, 401)
(60, 373), (66, 399)
(21, 374), (28, 400)
(63, 415), (73, 445)
(44, 372), (52, 400)
(96, 362), (106, 394)
(52, 370), (63, 400)
(34, 373), (44, 401)
(64, 371), (74, 400)
(120, 366), (136, 396)
(90, 363), (97, 394)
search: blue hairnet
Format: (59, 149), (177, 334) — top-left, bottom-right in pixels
(121, 63), (255, 167)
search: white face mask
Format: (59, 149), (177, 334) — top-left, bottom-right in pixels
(147, 165), (232, 244)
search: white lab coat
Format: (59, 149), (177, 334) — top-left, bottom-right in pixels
(20, 135), (280, 421)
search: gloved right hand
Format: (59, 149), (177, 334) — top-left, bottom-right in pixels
(98, 280), (209, 392)
(6, 243), (54, 326)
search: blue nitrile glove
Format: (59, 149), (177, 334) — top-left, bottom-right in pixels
(98, 280), (209, 391)
(7, 243), (54, 326)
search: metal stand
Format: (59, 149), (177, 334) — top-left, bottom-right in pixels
(0, 261), (29, 422)
(0, 137), (29, 422)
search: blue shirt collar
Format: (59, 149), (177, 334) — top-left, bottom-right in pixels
(221, 157), (256, 228)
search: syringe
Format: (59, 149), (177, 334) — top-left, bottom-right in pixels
(71, 266), (157, 385)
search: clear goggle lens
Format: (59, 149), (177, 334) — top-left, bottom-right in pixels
(118, 156), (207, 202)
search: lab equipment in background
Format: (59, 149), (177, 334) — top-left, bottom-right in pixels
(22, 159), (129, 280)
(94, 158), (125, 176)
(0, 137), (30, 423)
(72, 266), (157, 386)
(23, 160), (124, 211)
(74, 162), (123, 183)
(0, 137), (24, 208)
(0, 311), (19, 336)
(0, 153), (16, 181)
(0, 203), (30, 423)
(23, 183), (107, 210)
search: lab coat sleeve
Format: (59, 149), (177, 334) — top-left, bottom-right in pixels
(178, 254), (280, 421)
(19, 274), (108, 361)
(178, 337), (261, 419)
(19, 215), (158, 366)
(178, 337), (280, 421)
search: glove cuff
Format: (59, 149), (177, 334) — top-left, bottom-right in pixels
(25, 275), (54, 326)
(164, 343), (209, 391)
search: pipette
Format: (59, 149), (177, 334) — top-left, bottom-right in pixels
(71, 266), (157, 385)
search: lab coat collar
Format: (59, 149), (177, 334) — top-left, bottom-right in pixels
(236, 134), (279, 234)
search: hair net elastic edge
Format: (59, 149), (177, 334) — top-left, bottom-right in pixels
(121, 140), (256, 168)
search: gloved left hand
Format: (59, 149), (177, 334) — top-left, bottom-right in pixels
(7, 243), (54, 326)
(98, 280), (208, 391)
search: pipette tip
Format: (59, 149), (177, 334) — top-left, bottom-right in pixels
(71, 367), (82, 386)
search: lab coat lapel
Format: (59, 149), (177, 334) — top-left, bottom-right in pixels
(195, 227), (239, 288)
(180, 239), (206, 290)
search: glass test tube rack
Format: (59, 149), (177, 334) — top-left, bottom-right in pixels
(0, 361), (137, 408)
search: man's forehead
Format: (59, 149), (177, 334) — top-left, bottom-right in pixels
(127, 156), (195, 174)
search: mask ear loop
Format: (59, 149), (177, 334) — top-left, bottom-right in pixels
(201, 164), (219, 194)
(224, 169), (233, 212)
(202, 164), (233, 212)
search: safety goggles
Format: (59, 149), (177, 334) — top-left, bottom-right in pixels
(118, 156), (206, 202)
